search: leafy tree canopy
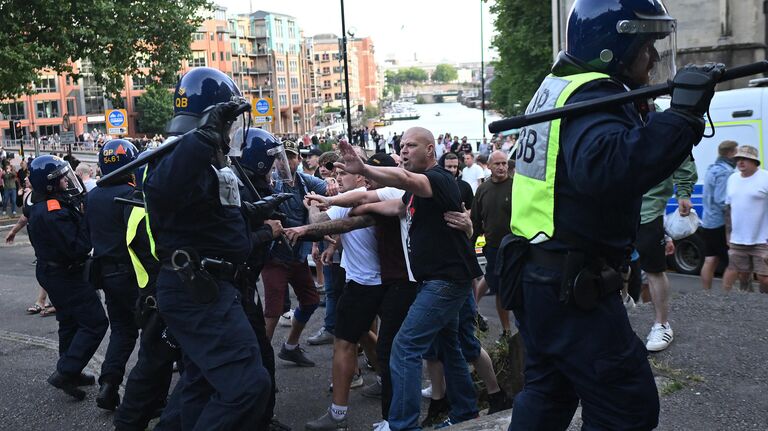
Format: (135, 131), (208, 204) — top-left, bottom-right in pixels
(0, 0), (212, 103)
(136, 85), (173, 134)
(432, 64), (458, 83)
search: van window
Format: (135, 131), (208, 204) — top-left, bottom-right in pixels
(694, 121), (761, 175)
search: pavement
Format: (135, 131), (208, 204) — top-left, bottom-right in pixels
(0, 232), (766, 430)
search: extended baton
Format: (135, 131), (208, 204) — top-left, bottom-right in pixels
(96, 102), (252, 186)
(488, 60), (768, 133)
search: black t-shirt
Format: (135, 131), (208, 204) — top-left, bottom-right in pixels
(460, 143), (473, 154)
(457, 179), (473, 210)
(402, 165), (482, 282)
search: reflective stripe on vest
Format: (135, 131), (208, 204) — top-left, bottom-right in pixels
(510, 72), (609, 243)
(126, 206), (150, 288)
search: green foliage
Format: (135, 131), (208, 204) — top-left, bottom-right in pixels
(319, 139), (335, 153)
(323, 106), (342, 113)
(415, 95), (426, 104)
(363, 104), (380, 120)
(490, 0), (552, 116)
(432, 64), (458, 82)
(385, 67), (428, 84)
(136, 85), (174, 134)
(0, 0), (213, 102)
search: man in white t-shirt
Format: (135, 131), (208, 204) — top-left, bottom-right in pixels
(724, 145), (768, 292)
(461, 153), (484, 193)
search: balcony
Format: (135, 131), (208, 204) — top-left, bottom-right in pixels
(248, 48), (270, 57)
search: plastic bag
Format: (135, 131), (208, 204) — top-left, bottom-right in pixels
(664, 208), (701, 240)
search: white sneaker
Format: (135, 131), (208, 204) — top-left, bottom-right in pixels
(421, 384), (432, 398)
(372, 420), (390, 431)
(350, 370), (364, 389)
(279, 310), (294, 327)
(646, 323), (673, 352)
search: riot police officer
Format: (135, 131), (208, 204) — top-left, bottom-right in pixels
(234, 127), (293, 430)
(27, 155), (108, 400)
(505, 0), (723, 429)
(143, 67), (270, 430)
(114, 150), (179, 431)
(86, 139), (141, 410)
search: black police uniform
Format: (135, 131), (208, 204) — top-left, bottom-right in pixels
(114, 191), (180, 431)
(86, 182), (141, 404)
(144, 130), (270, 430)
(26, 191), (108, 397)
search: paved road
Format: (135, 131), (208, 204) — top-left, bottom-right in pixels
(1, 231), (766, 431)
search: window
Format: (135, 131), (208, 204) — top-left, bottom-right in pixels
(36, 75), (58, 93)
(290, 77), (298, 88)
(193, 32), (206, 41)
(276, 43), (284, 54)
(322, 67), (330, 75)
(210, 33), (214, 41)
(289, 60), (298, 72)
(132, 75), (149, 90)
(277, 77), (286, 89)
(321, 53), (330, 61)
(82, 74), (105, 115)
(36, 100), (60, 118)
(38, 124), (61, 137)
(291, 94), (299, 105)
(232, 61), (238, 72)
(324, 93), (332, 101)
(314, 54), (320, 61)
(190, 51), (207, 67)
(288, 21), (296, 38)
(274, 19), (283, 37)
(276, 60), (285, 71)
(219, 33), (223, 41)
(279, 94), (287, 105)
(0, 102), (26, 120)
(132, 96), (142, 111)
(66, 99), (77, 116)
(226, 52), (231, 61)
(323, 80), (331, 89)
(212, 52), (216, 62)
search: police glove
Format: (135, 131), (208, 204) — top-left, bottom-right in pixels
(196, 101), (242, 149)
(669, 63), (725, 117)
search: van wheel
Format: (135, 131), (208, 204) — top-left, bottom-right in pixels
(672, 234), (705, 275)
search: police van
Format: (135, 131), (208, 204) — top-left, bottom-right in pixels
(657, 82), (767, 274)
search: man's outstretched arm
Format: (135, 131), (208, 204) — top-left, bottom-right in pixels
(284, 215), (376, 243)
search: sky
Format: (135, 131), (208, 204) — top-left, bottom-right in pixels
(215, 0), (498, 65)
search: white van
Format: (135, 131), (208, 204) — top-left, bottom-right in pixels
(657, 85), (766, 274)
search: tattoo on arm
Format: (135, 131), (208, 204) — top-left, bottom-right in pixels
(301, 215), (376, 241)
(308, 205), (331, 224)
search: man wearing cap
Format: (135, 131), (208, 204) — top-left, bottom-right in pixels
(700, 140), (738, 290)
(304, 148), (323, 178)
(261, 140), (334, 367)
(724, 145), (768, 292)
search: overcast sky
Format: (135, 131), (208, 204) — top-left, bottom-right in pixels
(215, 0), (498, 65)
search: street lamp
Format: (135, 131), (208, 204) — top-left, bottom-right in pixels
(340, 0), (353, 139)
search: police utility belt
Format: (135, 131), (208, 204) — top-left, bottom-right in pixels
(497, 234), (624, 311)
(163, 248), (240, 304)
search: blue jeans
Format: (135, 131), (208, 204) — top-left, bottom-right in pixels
(3, 188), (16, 214)
(424, 290), (481, 363)
(323, 263), (344, 334)
(388, 280), (478, 430)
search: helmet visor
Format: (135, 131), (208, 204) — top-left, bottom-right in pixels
(269, 145), (294, 186)
(48, 165), (84, 197)
(617, 19), (677, 86)
(226, 96), (250, 158)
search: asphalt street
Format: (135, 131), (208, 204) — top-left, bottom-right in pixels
(1, 230), (766, 430)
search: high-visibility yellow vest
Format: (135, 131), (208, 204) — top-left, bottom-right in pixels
(126, 205), (156, 288)
(510, 72), (609, 243)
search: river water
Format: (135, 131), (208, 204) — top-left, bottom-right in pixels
(373, 102), (502, 144)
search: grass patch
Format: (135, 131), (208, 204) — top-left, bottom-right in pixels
(649, 358), (705, 396)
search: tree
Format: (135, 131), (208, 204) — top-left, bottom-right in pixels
(136, 85), (174, 134)
(0, 0), (212, 103)
(432, 64), (458, 83)
(490, 0), (552, 116)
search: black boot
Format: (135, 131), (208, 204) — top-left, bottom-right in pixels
(487, 389), (513, 415)
(420, 397), (451, 427)
(96, 381), (121, 411)
(74, 372), (96, 387)
(47, 371), (86, 401)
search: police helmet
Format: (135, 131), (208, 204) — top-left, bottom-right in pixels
(238, 128), (293, 184)
(566, 0), (677, 85)
(98, 139), (138, 176)
(29, 155), (84, 197)
(166, 67), (244, 136)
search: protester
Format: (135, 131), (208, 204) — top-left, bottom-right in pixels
(723, 145), (768, 292)
(700, 141), (738, 290)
